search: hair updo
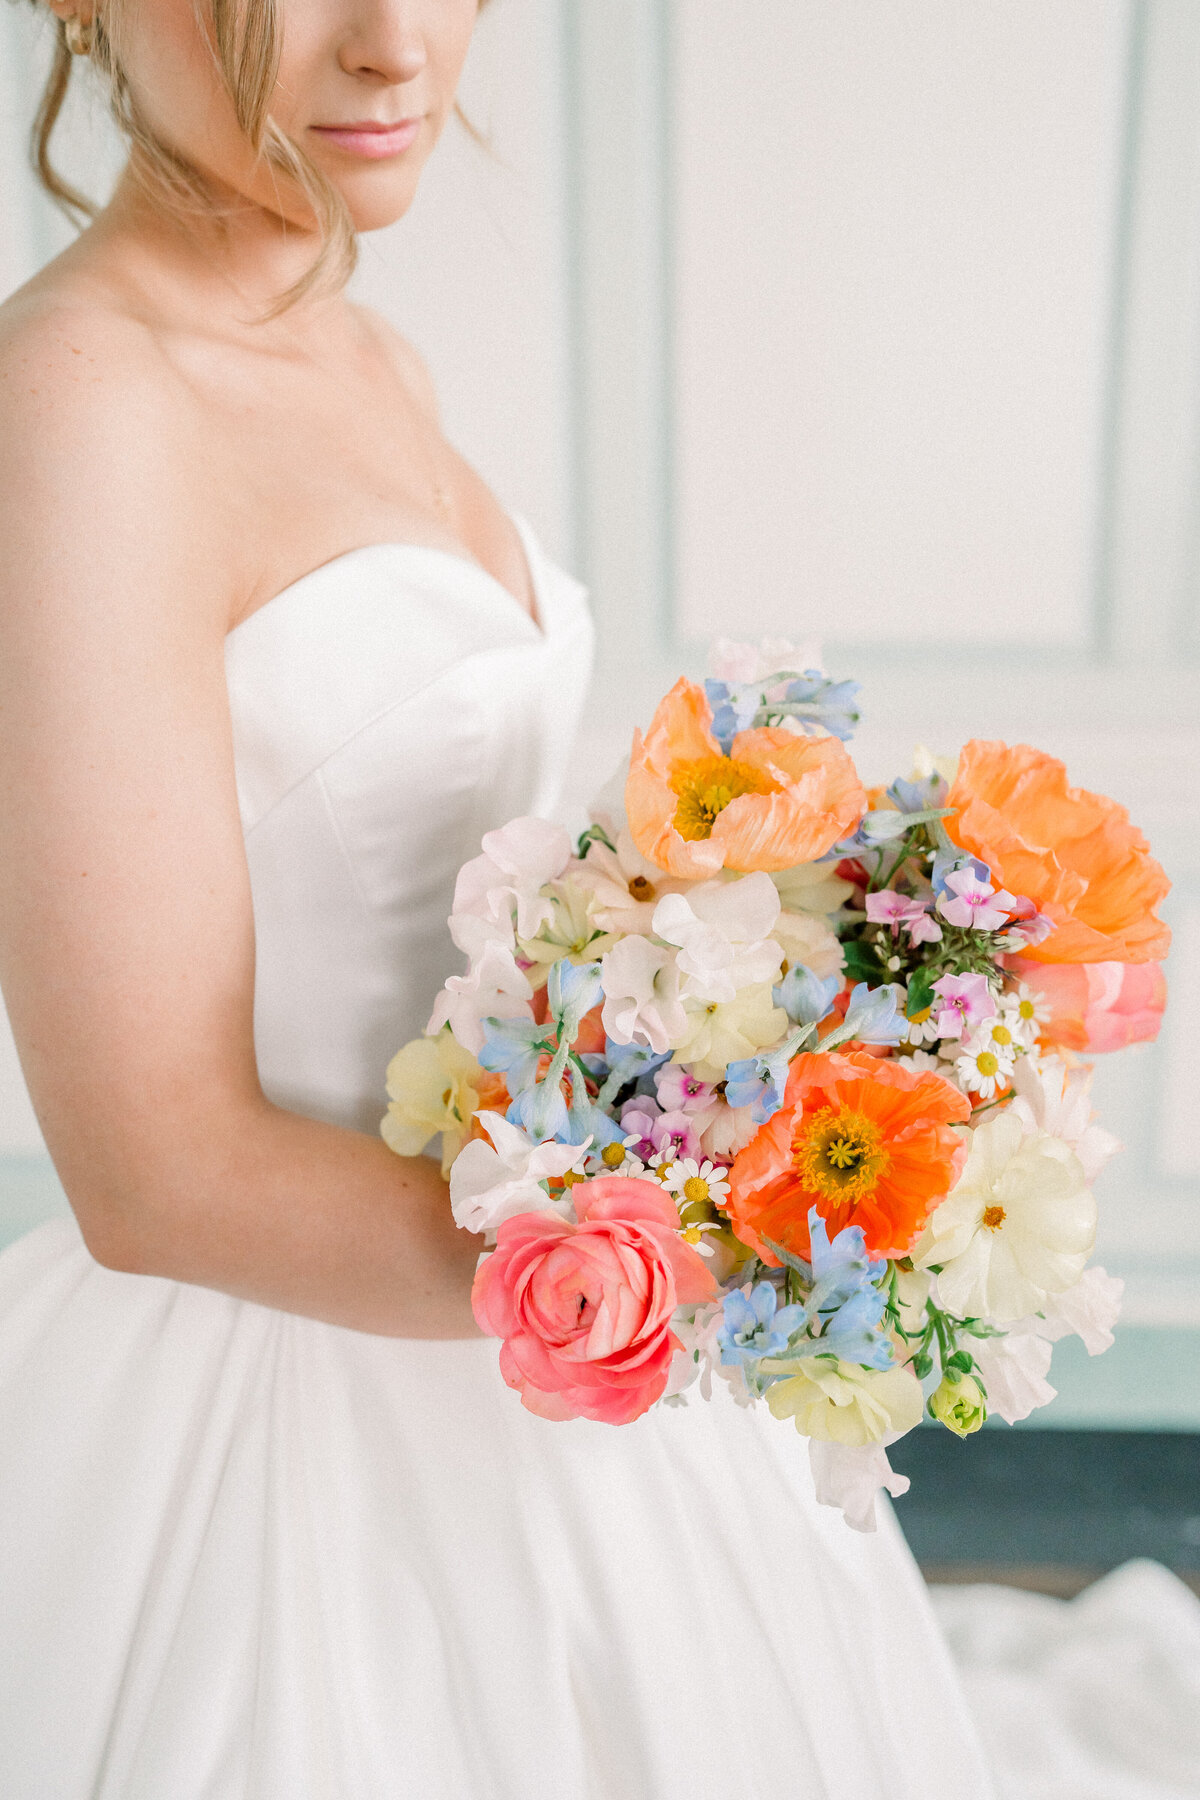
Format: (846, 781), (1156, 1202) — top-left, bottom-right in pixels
(28, 0), (489, 309)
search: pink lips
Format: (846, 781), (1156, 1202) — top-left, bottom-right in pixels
(310, 118), (422, 160)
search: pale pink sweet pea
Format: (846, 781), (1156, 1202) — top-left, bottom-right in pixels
(472, 1177), (717, 1424)
(427, 940), (533, 1055)
(709, 636), (822, 688)
(1010, 1055), (1121, 1183)
(449, 817), (572, 958)
(1001, 895), (1055, 950)
(931, 972), (996, 1039)
(600, 936), (688, 1054)
(1007, 956), (1167, 1055)
(651, 873), (783, 1005)
(936, 867), (1018, 932)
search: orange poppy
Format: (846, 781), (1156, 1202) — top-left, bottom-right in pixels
(625, 678), (867, 879)
(946, 741), (1170, 964)
(726, 1050), (970, 1263)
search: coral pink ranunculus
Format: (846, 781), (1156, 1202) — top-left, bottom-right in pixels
(471, 1177), (717, 1424)
(1009, 956), (1167, 1054)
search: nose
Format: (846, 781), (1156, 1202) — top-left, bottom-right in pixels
(338, 2), (428, 84)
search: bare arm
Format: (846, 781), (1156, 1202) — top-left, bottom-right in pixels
(0, 306), (481, 1337)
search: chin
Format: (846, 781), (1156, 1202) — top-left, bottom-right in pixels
(320, 161), (429, 235)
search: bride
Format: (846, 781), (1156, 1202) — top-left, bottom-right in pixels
(0, 4), (994, 1795)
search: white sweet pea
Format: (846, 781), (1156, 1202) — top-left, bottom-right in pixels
(772, 908), (845, 982)
(970, 1329), (1057, 1424)
(663, 1299), (729, 1400)
(448, 1112), (589, 1234)
(448, 817), (572, 958)
(652, 872), (783, 1004)
(914, 1112), (1096, 1322)
(1036, 1265), (1124, 1355)
(427, 940), (533, 1055)
(1010, 1054), (1122, 1183)
(600, 936), (688, 1054)
(808, 1439), (911, 1534)
(770, 859), (855, 917)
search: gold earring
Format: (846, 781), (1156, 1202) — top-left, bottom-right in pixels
(64, 14), (95, 56)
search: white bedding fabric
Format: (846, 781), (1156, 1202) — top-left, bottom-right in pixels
(932, 1559), (1200, 1800)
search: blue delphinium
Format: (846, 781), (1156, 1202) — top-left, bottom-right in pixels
(781, 673), (861, 742)
(805, 1211), (893, 1369)
(478, 1016), (548, 1095)
(704, 679), (762, 756)
(774, 966), (839, 1030)
(819, 982), (904, 1052)
(717, 1283), (807, 1366)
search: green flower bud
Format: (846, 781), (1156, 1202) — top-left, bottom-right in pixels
(929, 1370), (987, 1437)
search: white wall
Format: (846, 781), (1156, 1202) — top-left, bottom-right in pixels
(2, 2), (1198, 1347)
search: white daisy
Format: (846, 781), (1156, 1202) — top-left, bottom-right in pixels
(678, 1221), (723, 1257)
(954, 1041), (1015, 1100)
(661, 1157), (732, 1210)
(902, 1005), (941, 1047)
(1002, 985), (1048, 1049)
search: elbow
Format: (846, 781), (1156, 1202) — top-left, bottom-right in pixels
(74, 1204), (159, 1277)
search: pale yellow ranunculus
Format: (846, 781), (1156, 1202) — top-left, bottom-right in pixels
(671, 981), (787, 1084)
(381, 1032), (487, 1175)
(766, 1357), (924, 1446)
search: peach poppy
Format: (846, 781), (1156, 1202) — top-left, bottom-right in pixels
(946, 741), (1170, 965)
(726, 1051), (971, 1263)
(625, 678), (867, 879)
(1008, 955), (1167, 1055)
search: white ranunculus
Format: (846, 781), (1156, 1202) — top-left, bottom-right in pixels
(970, 1329), (1057, 1424)
(448, 1112), (589, 1234)
(1010, 1054), (1122, 1183)
(427, 940), (533, 1055)
(914, 1112), (1096, 1322)
(1036, 1265), (1124, 1355)
(448, 817), (572, 958)
(808, 1439), (911, 1533)
(651, 873), (783, 1004)
(600, 935), (688, 1054)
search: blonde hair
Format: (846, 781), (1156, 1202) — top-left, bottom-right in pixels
(30, 1), (486, 311)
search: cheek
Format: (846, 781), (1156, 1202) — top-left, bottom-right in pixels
(113, 0), (251, 177)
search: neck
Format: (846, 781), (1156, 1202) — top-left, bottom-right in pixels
(87, 161), (346, 336)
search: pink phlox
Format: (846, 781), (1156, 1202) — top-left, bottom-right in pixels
(930, 971), (996, 1039)
(936, 867), (1019, 933)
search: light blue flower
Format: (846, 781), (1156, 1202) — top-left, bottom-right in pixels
(930, 850), (990, 899)
(597, 1037), (671, 1099)
(817, 1287), (895, 1369)
(479, 1016), (549, 1094)
(547, 958), (604, 1035)
(506, 1078), (570, 1143)
(804, 1210), (893, 1368)
(889, 773), (949, 813)
(717, 1283), (808, 1366)
(774, 966), (839, 1029)
(563, 1089), (625, 1149)
(781, 673), (861, 742)
(703, 679), (762, 756)
(842, 981), (903, 1046)
(725, 1031), (802, 1124)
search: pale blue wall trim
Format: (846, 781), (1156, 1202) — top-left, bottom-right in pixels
(0, 1154), (69, 1254)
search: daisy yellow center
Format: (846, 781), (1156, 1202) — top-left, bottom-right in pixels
(991, 1024), (1013, 1047)
(683, 1226), (704, 1244)
(683, 1175), (712, 1206)
(601, 1143), (627, 1168)
(982, 1204), (1006, 1230)
(560, 1169), (585, 1188)
(793, 1105), (891, 1204)
(1018, 999), (1036, 1020)
(670, 755), (774, 841)
(975, 1051), (1001, 1077)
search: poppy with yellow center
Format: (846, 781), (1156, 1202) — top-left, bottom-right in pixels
(727, 1050), (971, 1262)
(625, 677), (867, 878)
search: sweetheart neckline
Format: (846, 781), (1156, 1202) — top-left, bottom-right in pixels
(225, 512), (550, 646)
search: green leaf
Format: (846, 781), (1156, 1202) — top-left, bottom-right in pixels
(905, 966), (936, 1019)
(842, 939), (884, 985)
(575, 821), (615, 858)
(762, 1236), (813, 1281)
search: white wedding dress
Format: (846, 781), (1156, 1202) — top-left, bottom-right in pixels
(0, 516), (995, 1800)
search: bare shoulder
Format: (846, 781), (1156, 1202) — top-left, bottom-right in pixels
(352, 303), (442, 423)
(0, 283), (223, 640)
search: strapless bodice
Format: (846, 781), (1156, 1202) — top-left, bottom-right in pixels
(223, 515), (593, 1134)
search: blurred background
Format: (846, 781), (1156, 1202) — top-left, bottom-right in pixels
(1, 0), (1197, 1556)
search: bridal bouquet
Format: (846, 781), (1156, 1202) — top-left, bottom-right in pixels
(382, 642), (1170, 1529)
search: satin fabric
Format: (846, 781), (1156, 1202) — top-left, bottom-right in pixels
(0, 518), (994, 1798)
